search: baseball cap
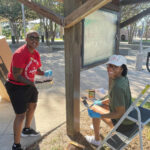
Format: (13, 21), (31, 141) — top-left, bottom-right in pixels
(106, 55), (127, 66)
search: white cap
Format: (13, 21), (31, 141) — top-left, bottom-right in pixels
(106, 55), (127, 66)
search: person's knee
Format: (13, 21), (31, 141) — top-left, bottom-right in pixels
(92, 118), (100, 122)
(92, 118), (100, 126)
(109, 123), (114, 128)
(27, 103), (37, 111)
(16, 113), (25, 122)
(104, 119), (114, 128)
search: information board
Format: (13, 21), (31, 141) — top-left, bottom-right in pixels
(82, 9), (118, 68)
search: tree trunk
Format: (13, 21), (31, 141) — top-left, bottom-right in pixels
(10, 20), (21, 43)
(60, 26), (64, 39)
(128, 23), (136, 44)
(51, 22), (57, 43)
(145, 25), (149, 41)
(40, 18), (45, 42)
(9, 21), (16, 44)
(45, 26), (49, 45)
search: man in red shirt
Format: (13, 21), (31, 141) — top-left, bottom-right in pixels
(5, 31), (49, 150)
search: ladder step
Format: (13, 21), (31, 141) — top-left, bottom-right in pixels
(106, 134), (126, 150)
(106, 124), (139, 149)
(116, 124), (139, 138)
(128, 107), (150, 124)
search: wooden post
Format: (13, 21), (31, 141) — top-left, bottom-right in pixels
(64, 0), (82, 137)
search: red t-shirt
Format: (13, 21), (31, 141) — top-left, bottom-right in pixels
(8, 44), (42, 85)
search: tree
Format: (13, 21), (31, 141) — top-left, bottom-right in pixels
(143, 16), (150, 40)
(127, 23), (137, 44)
(34, 0), (64, 45)
(121, 3), (150, 43)
(0, 0), (38, 43)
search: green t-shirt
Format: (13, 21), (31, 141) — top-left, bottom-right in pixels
(109, 76), (133, 125)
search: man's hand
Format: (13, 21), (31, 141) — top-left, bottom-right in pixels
(88, 109), (101, 118)
(44, 70), (53, 77)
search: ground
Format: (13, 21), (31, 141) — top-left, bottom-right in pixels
(26, 107), (150, 150)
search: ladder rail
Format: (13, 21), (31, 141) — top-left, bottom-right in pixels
(135, 106), (143, 150)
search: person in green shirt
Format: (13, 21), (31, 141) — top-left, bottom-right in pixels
(85, 55), (135, 146)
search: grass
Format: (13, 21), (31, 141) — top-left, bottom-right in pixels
(132, 97), (150, 109)
(145, 124), (150, 140)
(54, 38), (63, 41)
(142, 40), (150, 42)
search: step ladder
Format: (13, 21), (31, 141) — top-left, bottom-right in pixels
(97, 85), (150, 150)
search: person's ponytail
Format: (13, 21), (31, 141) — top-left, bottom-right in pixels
(121, 64), (128, 76)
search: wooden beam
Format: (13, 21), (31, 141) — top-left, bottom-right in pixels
(104, 3), (120, 12)
(64, 0), (112, 28)
(18, 0), (64, 26)
(64, 0), (82, 137)
(112, 0), (120, 5)
(56, 0), (63, 2)
(120, 0), (150, 6)
(120, 7), (150, 28)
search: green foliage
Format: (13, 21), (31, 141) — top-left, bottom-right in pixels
(30, 23), (41, 33)
(0, 0), (39, 41)
(0, 0), (23, 26)
(121, 3), (150, 23)
(33, 0), (64, 16)
(0, 0), (38, 22)
(2, 26), (11, 38)
(132, 98), (150, 109)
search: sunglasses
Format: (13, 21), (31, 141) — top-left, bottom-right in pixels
(107, 64), (120, 70)
(28, 36), (40, 41)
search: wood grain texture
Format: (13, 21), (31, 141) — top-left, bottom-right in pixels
(64, 0), (82, 137)
(64, 0), (112, 28)
(18, 0), (64, 26)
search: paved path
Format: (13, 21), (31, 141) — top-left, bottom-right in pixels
(0, 42), (150, 150)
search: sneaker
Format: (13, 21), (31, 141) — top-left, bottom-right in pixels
(85, 135), (101, 146)
(21, 128), (40, 137)
(90, 124), (94, 130)
(12, 144), (23, 150)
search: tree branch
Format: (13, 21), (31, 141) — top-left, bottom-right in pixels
(121, 0), (150, 6)
(120, 7), (150, 28)
(18, 0), (64, 26)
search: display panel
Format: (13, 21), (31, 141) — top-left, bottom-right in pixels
(82, 9), (118, 68)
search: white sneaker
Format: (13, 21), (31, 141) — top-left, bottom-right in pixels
(85, 135), (100, 146)
(90, 124), (94, 130)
